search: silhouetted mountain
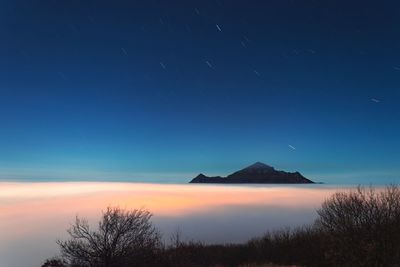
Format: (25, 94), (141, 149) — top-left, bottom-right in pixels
(189, 162), (314, 184)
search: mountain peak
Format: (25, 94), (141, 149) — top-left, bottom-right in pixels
(246, 162), (274, 170)
(237, 162), (275, 174)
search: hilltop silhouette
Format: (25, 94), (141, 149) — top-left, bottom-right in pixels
(189, 162), (314, 184)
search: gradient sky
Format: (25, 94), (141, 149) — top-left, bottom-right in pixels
(1, 0), (399, 183)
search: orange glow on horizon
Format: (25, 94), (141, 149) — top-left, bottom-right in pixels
(0, 182), (342, 218)
(0, 182), (364, 267)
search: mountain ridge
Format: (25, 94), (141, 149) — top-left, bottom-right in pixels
(189, 162), (314, 184)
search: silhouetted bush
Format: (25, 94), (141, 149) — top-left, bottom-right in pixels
(247, 185), (400, 266)
(315, 185), (400, 266)
(57, 207), (162, 267)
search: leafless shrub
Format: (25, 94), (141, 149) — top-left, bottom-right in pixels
(316, 185), (400, 266)
(57, 207), (161, 267)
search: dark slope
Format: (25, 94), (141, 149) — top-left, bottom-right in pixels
(189, 162), (314, 184)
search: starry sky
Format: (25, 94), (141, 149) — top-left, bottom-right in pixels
(1, 0), (399, 183)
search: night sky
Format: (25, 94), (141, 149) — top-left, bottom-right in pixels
(1, 1), (399, 183)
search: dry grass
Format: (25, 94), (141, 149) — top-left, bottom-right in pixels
(239, 265), (299, 267)
(215, 264), (299, 267)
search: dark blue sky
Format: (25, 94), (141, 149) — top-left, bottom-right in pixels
(1, 0), (399, 183)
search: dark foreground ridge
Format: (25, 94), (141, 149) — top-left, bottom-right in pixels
(189, 162), (314, 184)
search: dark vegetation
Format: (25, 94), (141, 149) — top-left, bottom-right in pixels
(43, 185), (400, 267)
